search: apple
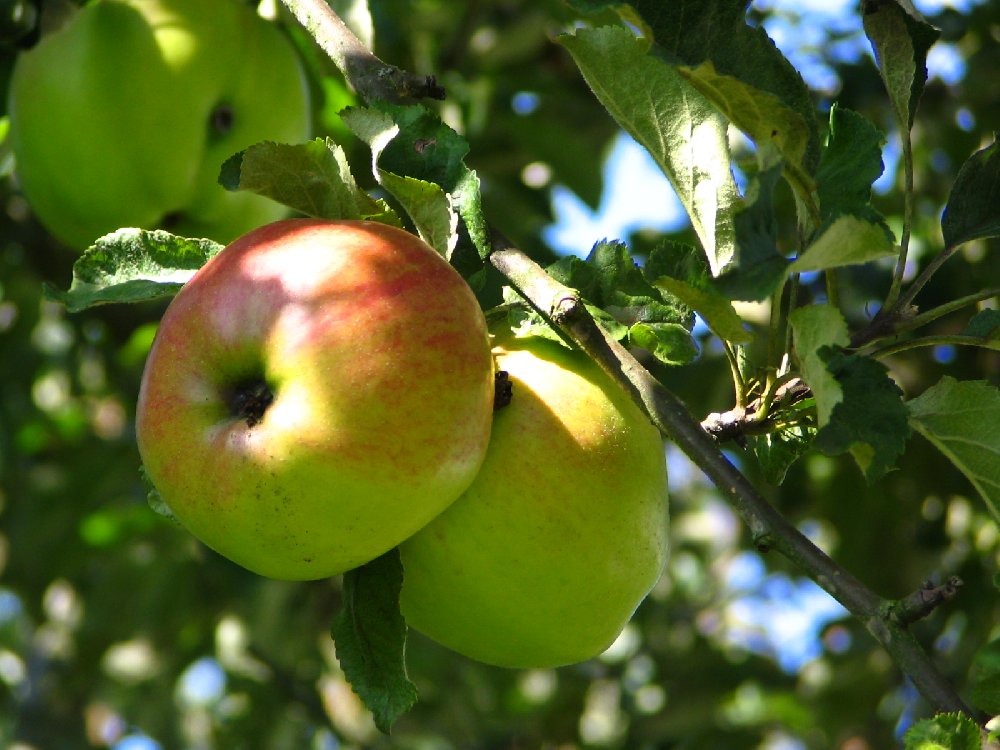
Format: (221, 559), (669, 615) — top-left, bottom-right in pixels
(399, 332), (669, 668)
(8, 0), (311, 249)
(135, 219), (496, 580)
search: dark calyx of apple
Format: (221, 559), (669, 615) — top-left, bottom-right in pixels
(209, 102), (235, 136)
(225, 377), (274, 428)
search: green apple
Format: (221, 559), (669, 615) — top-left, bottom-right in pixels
(8, 0), (311, 249)
(399, 332), (669, 668)
(135, 219), (496, 580)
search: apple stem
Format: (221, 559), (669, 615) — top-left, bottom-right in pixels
(487, 236), (978, 721)
(493, 370), (513, 411)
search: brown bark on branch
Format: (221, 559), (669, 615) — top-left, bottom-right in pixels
(489, 241), (977, 719)
(279, 0), (445, 103)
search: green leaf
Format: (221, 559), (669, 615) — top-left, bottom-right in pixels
(862, 0), (940, 133)
(790, 304), (850, 426)
(941, 135), (1000, 249)
(331, 549), (417, 735)
(558, 26), (740, 275)
(747, 398), (817, 485)
(813, 349), (911, 482)
(341, 104), (490, 276)
(545, 241), (696, 363)
(970, 638), (1000, 716)
(654, 275), (752, 344)
(219, 138), (399, 225)
(903, 712), (981, 750)
(628, 321), (699, 365)
(790, 214), (896, 274)
(907, 376), (1000, 522)
(627, 0), (821, 185)
(815, 105), (889, 225)
(964, 309), (1000, 339)
(713, 165), (790, 302)
(43, 229), (223, 313)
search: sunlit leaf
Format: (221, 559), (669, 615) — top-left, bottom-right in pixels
(341, 104), (489, 276)
(624, 0), (820, 208)
(43, 229), (222, 312)
(907, 377), (1000, 522)
(219, 138), (399, 225)
(653, 275), (752, 344)
(790, 304), (850, 426)
(903, 712), (981, 750)
(558, 26), (740, 275)
(790, 215), (896, 274)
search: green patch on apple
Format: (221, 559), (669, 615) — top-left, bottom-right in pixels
(8, 0), (312, 249)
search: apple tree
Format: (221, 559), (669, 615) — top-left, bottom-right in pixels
(2, 0), (1000, 748)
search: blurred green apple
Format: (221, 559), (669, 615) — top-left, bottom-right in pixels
(8, 0), (311, 249)
(136, 219), (496, 580)
(399, 332), (669, 668)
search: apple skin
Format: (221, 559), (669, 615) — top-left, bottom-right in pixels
(399, 333), (669, 668)
(135, 219), (496, 580)
(8, 0), (311, 249)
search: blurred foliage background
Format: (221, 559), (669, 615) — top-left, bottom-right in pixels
(1, 0), (1000, 748)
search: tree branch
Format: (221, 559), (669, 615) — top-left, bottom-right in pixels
(489, 241), (977, 719)
(279, 0), (445, 103)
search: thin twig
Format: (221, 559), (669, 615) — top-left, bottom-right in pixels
(489, 240), (976, 719)
(279, 0), (445, 103)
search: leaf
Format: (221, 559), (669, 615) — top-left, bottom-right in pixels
(862, 0), (940, 133)
(627, 0), (821, 182)
(551, 240), (697, 364)
(331, 549), (417, 734)
(747, 398), (817, 485)
(964, 309), (1000, 339)
(813, 349), (911, 482)
(941, 135), (1000, 249)
(628, 321), (699, 365)
(790, 214), (896, 274)
(341, 104), (490, 276)
(43, 229), (223, 312)
(219, 138), (399, 225)
(907, 376), (1000, 521)
(712, 164), (790, 302)
(558, 26), (740, 275)
(903, 712), (981, 750)
(654, 275), (752, 344)
(815, 105), (889, 225)
(790, 304), (850, 426)
(970, 638), (1000, 716)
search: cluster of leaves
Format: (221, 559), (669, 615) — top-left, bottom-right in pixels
(40, 0), (1000, 741)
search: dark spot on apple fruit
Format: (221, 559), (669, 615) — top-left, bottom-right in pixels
(210, 102), (235, 136)
(226, 377), (274, 428)
(493, 370), (512, 411)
